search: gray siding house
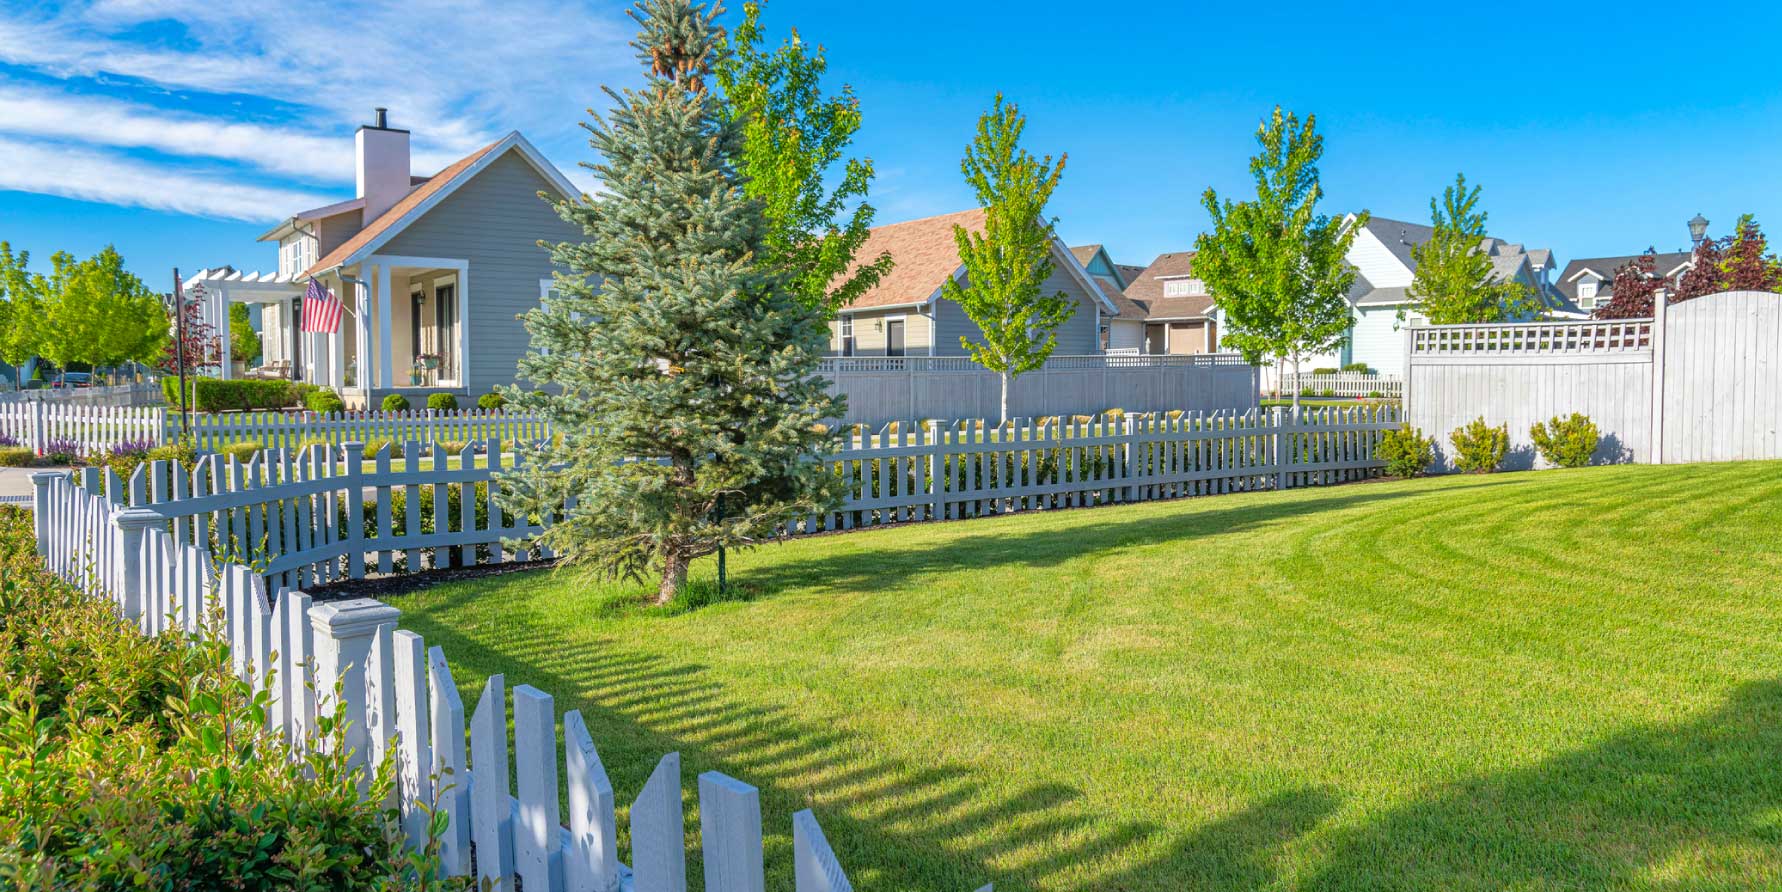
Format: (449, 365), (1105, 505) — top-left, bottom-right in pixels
(827, 208), (1118, 357)
(236, 110), (581, 407)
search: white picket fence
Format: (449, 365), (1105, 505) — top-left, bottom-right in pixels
(30, 460), (906, 892)
(1278, 372), (1403, 399)
(0, 401), (547, 457)
(814, 406), (1402, 532)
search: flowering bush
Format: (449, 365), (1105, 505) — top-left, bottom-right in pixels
(41, 438), (80, 465)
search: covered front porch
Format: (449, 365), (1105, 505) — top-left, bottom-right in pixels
(244, 255), (469, 407)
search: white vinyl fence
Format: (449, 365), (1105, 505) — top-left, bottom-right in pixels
(30, 458), (912, 892)
(1405, 291), (1782, 467)
(1279, 372), (1403, 399)
(0, 380), (165, 407)
(0, 401), (547, 457)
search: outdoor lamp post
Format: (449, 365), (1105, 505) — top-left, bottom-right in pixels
(1688, 213), (1710, 246)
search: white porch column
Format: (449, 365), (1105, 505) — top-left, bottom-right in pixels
(375, 263), (393, 393)
(215, 283), (234, 380)
(330, 275), (347, 390)
(354, 279), (372, 392)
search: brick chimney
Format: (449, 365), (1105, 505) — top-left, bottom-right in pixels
(355, 107), (410, 223)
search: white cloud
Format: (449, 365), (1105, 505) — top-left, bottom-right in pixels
(0, 136), (332, 221)
(0, 0), (632, 214)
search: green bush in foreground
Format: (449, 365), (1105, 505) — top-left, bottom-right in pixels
(382, 393), (412, 412)
(476, 392), (505, 411)
(1450, 416), (1510, 473)
(426, 393), (458, 412)
(1530, 413), (1600, 469)
(1377, 425), (1435, 478)
(0, 447), (32, 468)
(0, 506), (457, 890)
(307, 389), (346, 414)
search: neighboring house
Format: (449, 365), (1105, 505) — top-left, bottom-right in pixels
(1070, 244), (1149, 351)
(187, 109), (581, 406)
(1120, 252), (1220, 355)
(827, 209), (1119, 357)
(1555, 251), (1694, 314)
(1336, 215), (1566, 377)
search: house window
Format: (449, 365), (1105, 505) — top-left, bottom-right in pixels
(839, 316), (855, 357)
(1162, 278), (1206, 298)
(1578, 279), (1598, 307)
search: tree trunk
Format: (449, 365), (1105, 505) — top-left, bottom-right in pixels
(999, 370), (1010, 426)
(1290, 353), (1302, 414)
(655, 548), (689, 606)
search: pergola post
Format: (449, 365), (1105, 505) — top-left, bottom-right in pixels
(375, 263), (394, 393)
(215, 280), (234, 380)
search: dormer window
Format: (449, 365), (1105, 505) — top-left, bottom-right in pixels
(1162, 278), (1206, 298)
(1578, 279), (1598, 306)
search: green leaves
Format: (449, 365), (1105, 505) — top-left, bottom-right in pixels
(1406, 174), (1540, 325)
(942, 94), (1074, 421)
(1195, 108), (1360, 378)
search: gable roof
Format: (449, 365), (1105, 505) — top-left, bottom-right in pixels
(1069, 244), (1105, 267)
(836, 209), (1118, 315)
(1123, 250), (1215, 320)
(1555, 252), (1693, 303)
(303, 131), (577, 278)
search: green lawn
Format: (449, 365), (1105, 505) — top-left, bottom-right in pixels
(392, 463), (1782, 891)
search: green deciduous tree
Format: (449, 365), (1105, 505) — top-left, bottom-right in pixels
(42, 247), (166, 374)
(0, 242), (47, 385)
(229, 303), (260, 364)
(501, 0), (842, 605)
(714, 1), (890, 314)
(942, 94), (1074, 424)
(1194, 107), (1361, 410)
(1405, 174), (1537, 324)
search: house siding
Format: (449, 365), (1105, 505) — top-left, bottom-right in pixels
(831, 307), (933, 356)
(1349, 227), (1413, 287)
(376, 151), (580, 396)
(931, 255), (1102, 356)
(1349, 304), (1422, 376)
(1108, 319), (1145, 351)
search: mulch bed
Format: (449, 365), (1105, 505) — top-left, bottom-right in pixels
(306, 558), (556, 601)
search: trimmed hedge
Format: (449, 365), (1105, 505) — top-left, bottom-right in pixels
(0, 506), (447, 888)
(476, 392), (506, 410)
(306, 389), (346, 414)
(426, 393), (459, 411)
(382, 393), (412, 412)
(160, 376), (297, 412)
(0, 447), (33, 467)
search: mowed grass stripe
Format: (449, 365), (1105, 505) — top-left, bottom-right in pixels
(393, 461), (1782, 891)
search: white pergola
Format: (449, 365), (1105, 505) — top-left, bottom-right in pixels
(182, 268), (305, 381)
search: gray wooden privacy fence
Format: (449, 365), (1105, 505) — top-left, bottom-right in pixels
(817, 353), (1260, 428)
(30, 463), (928, 892)
(1406, 290), (1782, 467)
(0, 401), (547, 456)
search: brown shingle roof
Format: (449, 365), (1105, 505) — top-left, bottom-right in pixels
(1069, 244), (1104, 267)
(1124, 250), (1214, 320)
(836, 208), (986, 310)
(304, 137), (503, 278)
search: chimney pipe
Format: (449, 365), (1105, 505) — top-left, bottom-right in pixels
(374, 107), (388, 129)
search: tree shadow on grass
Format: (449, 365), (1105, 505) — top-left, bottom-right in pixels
(403, 603), (1163, 890)
(734, 481), (1515, 600)
(1097, 680), (1782, 891)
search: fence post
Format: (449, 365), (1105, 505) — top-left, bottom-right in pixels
(113, 508), (160, 627)
(699, 772), (766, 892)
(29, 398), (46, 455)
(1273, 406), (1289, 491)
(1648, 298), (1667, 465)
(927, 419), (945, 522)
(309, 597), (402, 779)
(30, 471), (58, 559)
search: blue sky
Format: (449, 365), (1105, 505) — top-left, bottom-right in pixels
(3, 0), (1780, 292)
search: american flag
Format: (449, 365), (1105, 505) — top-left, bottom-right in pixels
(300, 279), (342, 333)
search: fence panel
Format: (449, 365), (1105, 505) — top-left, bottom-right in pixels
(1280, 372), (1403, 398)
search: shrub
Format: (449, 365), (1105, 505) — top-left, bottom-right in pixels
(146, 442), (197, 465)
(0, 447), (32, 467)
(426, 392), (459, 411)
(1341, 361), (1371, 373)
(1320, 388), (1336, 398)
(159, 376), (297, 412)
(1377, 426), (1435, 478)
(88, 439), (157, 479)
(1312, 367), (1339, 375)
(307, 388), (346, 414)
(1450, 417), (1510, 473)
(219, 441), (264, 463)
(0, 506), (441, 889)
(289, 381), (321, 407)
(1367, 390), (1384, 399)
(477, 392), (506, 410)
(381, 393), (412, 412)
(1530, 413), (1599, 469)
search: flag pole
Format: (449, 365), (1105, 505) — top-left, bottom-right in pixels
(172, 268), (191, 439)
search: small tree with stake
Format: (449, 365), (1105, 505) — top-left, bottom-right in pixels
(498, 0), (842, 605)
(942, 93), (1074, 425)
